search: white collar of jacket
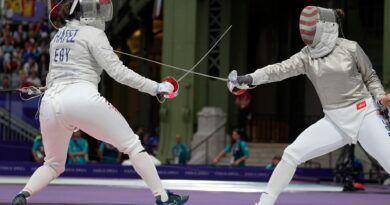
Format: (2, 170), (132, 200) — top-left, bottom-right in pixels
(66, 19), (82, 26)
(66, 19), (105, 31)
(307, 21), (339, 59)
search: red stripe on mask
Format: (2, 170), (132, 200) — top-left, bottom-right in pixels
(299, 19), (318, 26)
(100, 0), (111, 5)
(300, 29), (316, 36)
(300, 9), (319, 17)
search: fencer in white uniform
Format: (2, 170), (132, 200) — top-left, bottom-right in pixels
(228, 6), (390, 205)
(11, 1), (188, 205)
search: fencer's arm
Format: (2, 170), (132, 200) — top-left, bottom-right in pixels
(249, 52), (307, 85)
(90, 31), (158, 96)
(32, 151), (42, 163)
(213, 150), (226, 164)
(354, 43), (385, 101)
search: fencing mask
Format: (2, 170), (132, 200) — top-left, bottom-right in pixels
(299, 6), (340, 58)
(70, 0), (113, 30)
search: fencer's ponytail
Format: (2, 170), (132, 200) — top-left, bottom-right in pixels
(59, 0), (80, 21)
(59, 1), (72, 20)
(335, 9), (345, 20)
(335, 8), (346, 38)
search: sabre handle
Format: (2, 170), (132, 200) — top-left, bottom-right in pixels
(156, 76), (179, 103)
(227, 70), (256, 96)
(237, 75), (253, 86)
(161, 76), (179, 99)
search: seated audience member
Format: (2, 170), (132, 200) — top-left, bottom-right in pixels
(1, 75), (10, 89)
(265, 156), (281, 170)
(0, 48), (4, 72)
(23, 56), (38, 75)
(98, 142), (122, 163)
(141, 132), (155, 155)
(150, 127), (160, 147)
(27, 70), (41, 86)
(32, 134), (44, 163)
(171, 134), (189, 165)
(67, 130), (88, 165)
(213, 129), (249, 167)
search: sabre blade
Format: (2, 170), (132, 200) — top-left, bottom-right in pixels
(100, 25), (232, 82)
(177, 25), (232, 82)
(109, 49), (227, 82)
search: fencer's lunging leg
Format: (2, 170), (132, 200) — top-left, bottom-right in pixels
(23, 95), (73, 196)
(259, 159), (296, 205)
(22, 165), (59, 195)
(60, 83), (169, 201)
(130, 151), (168, 201)
(258, 117), (349, 205)
(358, 111), (390, 173)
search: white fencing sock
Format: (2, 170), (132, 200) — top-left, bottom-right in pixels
(23, 165), (58, 196)
(130, 151), (169, 202)
(258, 160), (296, 205)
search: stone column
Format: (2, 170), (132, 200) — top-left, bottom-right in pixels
(189, 107), (227, 165)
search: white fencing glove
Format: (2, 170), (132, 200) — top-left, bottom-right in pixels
(157, 76), (179, 99)
(158, 81), (174, 94)
(227, 70), (254, 95)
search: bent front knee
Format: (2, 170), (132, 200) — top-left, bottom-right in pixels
(44, 162), (65, 177)
(282, 147), (302, 167)
(122, 141), (145, 158)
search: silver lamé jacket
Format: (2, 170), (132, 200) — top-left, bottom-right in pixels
(250, 38), (385, 110)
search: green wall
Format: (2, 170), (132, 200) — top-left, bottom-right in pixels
(158, 0), (237, 162)
(158, 0), (198, 162)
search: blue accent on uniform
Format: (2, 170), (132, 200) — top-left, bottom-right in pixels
(224, 140), (249, 167)
(53, 29), (79, 44)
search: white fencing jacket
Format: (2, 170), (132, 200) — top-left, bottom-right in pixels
(46, 20), (158, 96)
(250, 38), (385, 110)
(250, 38), (386, 141)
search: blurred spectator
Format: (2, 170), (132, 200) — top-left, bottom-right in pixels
(3, 3), (14, 22)
(38, 54), (49, 84)
(4, 52), (20, 73)
(12, 47), (22, 65)
(98, 142), (122, 163)
(32, 134), (44, 163)
(0, 20), (51, 89)
(19, 72), (32, 87)
(213, 129), (249, 167)
(2, 38), (13, 54)
(13, 25), (28, 42)
(1, 75), (10, 89)
(136, 126), (145, 138)
(0, 48), (4, 72)
(68, 130), (89, 165)
(38, 41), (48, 55)
(23, 56), (38, 75)
(265, 156), (281, 170)
(141, 132), (154, 155)
(150, 127), (160, 146)
(235, 91), (252, 130)
(171, 134), (189, 165)
(352, 158), (365, 183)
(27, 70), (41, 86)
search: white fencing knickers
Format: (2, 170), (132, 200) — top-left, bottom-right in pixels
(259, 101), (390, 205)
(283, 100), (390, 171)
(23, 82), (145, 195)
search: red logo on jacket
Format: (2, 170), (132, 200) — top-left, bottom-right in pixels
(356, 100), (367, 110)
